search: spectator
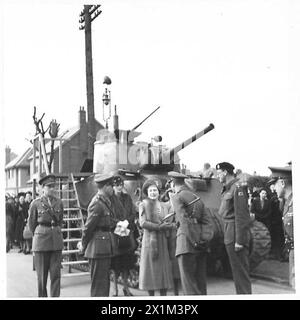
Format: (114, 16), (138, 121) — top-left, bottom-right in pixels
(6, 197), (15, 252)
(201, 163), (215, 178)
(25, 191), (33, 205)
(268, 184), (285, 260)
(138, 179), (174, 296)
(14, 195), (27, 253)
(250, 189), (272, 231)
(235, 169), (243, 178)
(24, 191), (33, 254)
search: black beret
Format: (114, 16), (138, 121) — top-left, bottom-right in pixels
(216, 162), (235, 173)
(39, 174), (56, 186)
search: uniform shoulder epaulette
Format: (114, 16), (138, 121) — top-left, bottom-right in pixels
(31, 197), (41, 204)
(89, 193), (99, 204)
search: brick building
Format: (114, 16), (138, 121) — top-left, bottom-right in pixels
(5, 107), (104, 195)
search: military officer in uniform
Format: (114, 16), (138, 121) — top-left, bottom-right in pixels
(28, 174), (64, 297)
(216, 162), (252, 294)
(268, 164), (294, 288)
(167, 171), (211, 295)
(79, 172), (115, 297)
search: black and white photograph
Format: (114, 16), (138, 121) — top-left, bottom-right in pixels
(1, 0), (299, 300)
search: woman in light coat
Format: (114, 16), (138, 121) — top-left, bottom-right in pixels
(138, 179), (175, 296)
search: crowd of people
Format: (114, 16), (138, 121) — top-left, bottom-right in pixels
(6, 160), (294, 297)
(249, 185), (285, 261)
(5, 191), (33, 254)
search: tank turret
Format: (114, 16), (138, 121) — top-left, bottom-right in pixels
(93, 104), (215, 175)
(93, 79), (216, 175)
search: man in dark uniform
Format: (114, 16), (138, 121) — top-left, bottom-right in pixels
(268, 164), (294, 288)
(79, 172), (115, 297)
(216, 162), (252, 294)
(6, 197), (15, 253)
(267, 183), (285, 260)
(168, 171), (212, 295)
(28, 174), (64, 297)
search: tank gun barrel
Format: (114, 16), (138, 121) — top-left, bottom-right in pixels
(160, 123), (215, 163)
(131, 106), (160, 132)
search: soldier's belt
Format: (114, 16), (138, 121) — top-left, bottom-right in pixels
(95, 227), (111, 232)
(39, 222), (59, 227)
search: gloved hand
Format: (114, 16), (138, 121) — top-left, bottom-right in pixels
(234, 243), (244, 252)
(77, 241), (85, 255)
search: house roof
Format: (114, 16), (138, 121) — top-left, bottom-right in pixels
(27, 126), (79, 160)
(7, 119), (105, 164)
(5, 148), (32, 170)
(28, 120), (104, 160)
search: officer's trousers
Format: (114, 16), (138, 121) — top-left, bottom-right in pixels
(289, 249), (295, 289)
(89, 257), (111, 297)
(177, 252), (207, 295)
(34, 251), (62, 297)
(225, 244), (252, 294)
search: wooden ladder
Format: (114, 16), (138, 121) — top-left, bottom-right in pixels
(55, 173), (90, 278)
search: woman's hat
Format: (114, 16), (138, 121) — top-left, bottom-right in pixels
(142, 179), (161, 196)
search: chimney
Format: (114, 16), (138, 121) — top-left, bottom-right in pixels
(5, 146), (11, 165)
(79, 106), (86, 128)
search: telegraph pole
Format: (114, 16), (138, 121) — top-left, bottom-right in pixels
(79, 5), (102, 158)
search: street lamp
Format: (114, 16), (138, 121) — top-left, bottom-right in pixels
(102, 76), (112, 128)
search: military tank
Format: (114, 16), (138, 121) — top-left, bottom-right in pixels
(75, 78), (270, 278)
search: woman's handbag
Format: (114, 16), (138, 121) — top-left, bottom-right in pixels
(23, 223), (33, 240)
(111, 230), (138, 256)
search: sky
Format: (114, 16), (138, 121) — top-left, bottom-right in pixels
(1, 0), (300, 177)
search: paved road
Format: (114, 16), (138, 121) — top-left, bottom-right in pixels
(6, 249), (295, 298)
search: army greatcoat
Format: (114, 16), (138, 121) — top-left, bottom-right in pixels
(218, 178), (252, 294)
(170, 185), (210, 295)
(82, 192), (115, 297)
(28, 196), (64, 251)
(82, 193), (115, 258)
(282, 193), (294, 288)
(28, 195), (64, 297)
